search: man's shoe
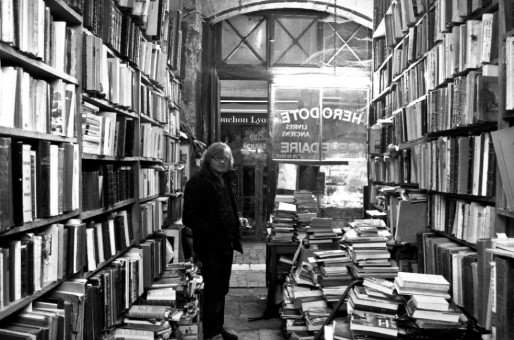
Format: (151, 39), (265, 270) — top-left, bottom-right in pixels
(221, 328), (238, 340)
(205, 334), (223, 340)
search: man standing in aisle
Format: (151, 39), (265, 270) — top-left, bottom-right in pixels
(183, 142), (243, 340)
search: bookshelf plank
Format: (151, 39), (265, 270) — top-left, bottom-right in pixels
(82, 95), (138, 118)
(80, 199), (136, 220)
(46, 0), (82, 24)
(430, 229), (477, 250)
(82, 241), (138, 279)
(82, 154), (139, 162)
(0, 279), (64, 319)
(140, 113), (165, 126)
(140, 194), (160, 204)
(0, 210), (80, 237)
(0, 43), (79, 84)
(0, 126), (78, 142)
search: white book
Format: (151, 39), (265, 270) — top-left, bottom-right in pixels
(108, 218), (117, 255)
(506, 37), (514, 110)
(93, 222), (105, 264)
(1, 0), (15, 43)
(33, 235), (42, 291)
(49, 144), (59, 216)
(465, 20), (482, 70)
(0, 66), (17, 128)
(10, 240), (22, 301)
(86, 228), (97, 271)
(72, 144), (79, 210)
(20, 70), (32, 131)
(481, 13), (494, 64)
(471, 134), (483, 196)
(65, 83), (76, 138)
(52, 21), (67, 72)
(22, 144), (33, 222)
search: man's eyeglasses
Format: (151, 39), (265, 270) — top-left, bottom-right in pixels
(212, 156), (230, 163)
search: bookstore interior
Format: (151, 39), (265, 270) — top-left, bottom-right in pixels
(1, 0), (514, 339)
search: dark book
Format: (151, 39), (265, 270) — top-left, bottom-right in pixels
(0, 329), (39, 339)
(57, 146), (64, 215)
(115, 115), (127, 157)
(476, 238), (493, 327)
(4, 323), (49, 340)
(20, 239), (34, 297)
(140, 241), (154, 289)
(12, 141), (25, 226)
(36, 141), (51, 218)
(462, 253), (478, 314)
(1, 247), (10, 307)
(493, 257), (514, 339)
(0, 137), (13, 230)
(62, 143), (74, 212)
(101, 220), (113, 259)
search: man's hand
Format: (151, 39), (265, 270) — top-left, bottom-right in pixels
(239, 217), (249, 227)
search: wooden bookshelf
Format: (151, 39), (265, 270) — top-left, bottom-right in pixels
(0, 0), (188, 331)
(369, 0), (506, 330)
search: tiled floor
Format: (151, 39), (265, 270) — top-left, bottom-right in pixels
(210, 242), (286, 340)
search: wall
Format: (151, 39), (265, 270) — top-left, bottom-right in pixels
(180, 0), (373, 143)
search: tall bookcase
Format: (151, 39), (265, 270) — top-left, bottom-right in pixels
(0, 0), (187, 334)
(369, 0), (506, 332)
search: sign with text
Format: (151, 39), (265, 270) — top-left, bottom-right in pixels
(220, 112), (268, 125)
(271, 87), (368, 161)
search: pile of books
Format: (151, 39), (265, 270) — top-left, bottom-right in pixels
(304, 217), (340, 246)
(112, 261), (204, 340)
(343, 219), (398, 278)
(346, 277), (404, 339)
(294, 190), (318, 213)
(314, 249), (352, 299)
(395, 272), (466, 329)
(269, 201), (297, 243)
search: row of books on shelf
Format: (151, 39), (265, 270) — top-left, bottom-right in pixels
(0, 139), (80, 231)
(417, 233), (498, 329)
(427, 68), (498, 132)
(382, 0), (426, 49)
(81, 102), (136, 157)
(82, 33), (138, 108)
(0, 231), (191, 340)
(0, 5), (78, 76)
(428, 195), (495, 244)
(83, 211), (136, 272)
(0, 219), (89, 309)
(140, 123), (165, 159)
(140, 199), (168, 241)
(140, 82), (179, 127)
(368, 150), (417, 185)
(372, 70), (497, 145)
(163, 136), (181, 163)
(426, 14), (498, 90)
(81, 164), (134, 211)
(416, 133), (495, 197)
(0, 68), (76, 137)
(369, 131), (495, 198)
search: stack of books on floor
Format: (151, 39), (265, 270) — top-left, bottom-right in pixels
(269, 201), (298, 243)
(395, 272), (467, 330)
(342, 219), (398, 278)
(345, 276), (403, 339)
(314, 249), (352, 304)
(113, 261), (203, 340)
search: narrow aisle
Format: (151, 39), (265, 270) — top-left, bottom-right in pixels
(222, 242), (286, 340)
